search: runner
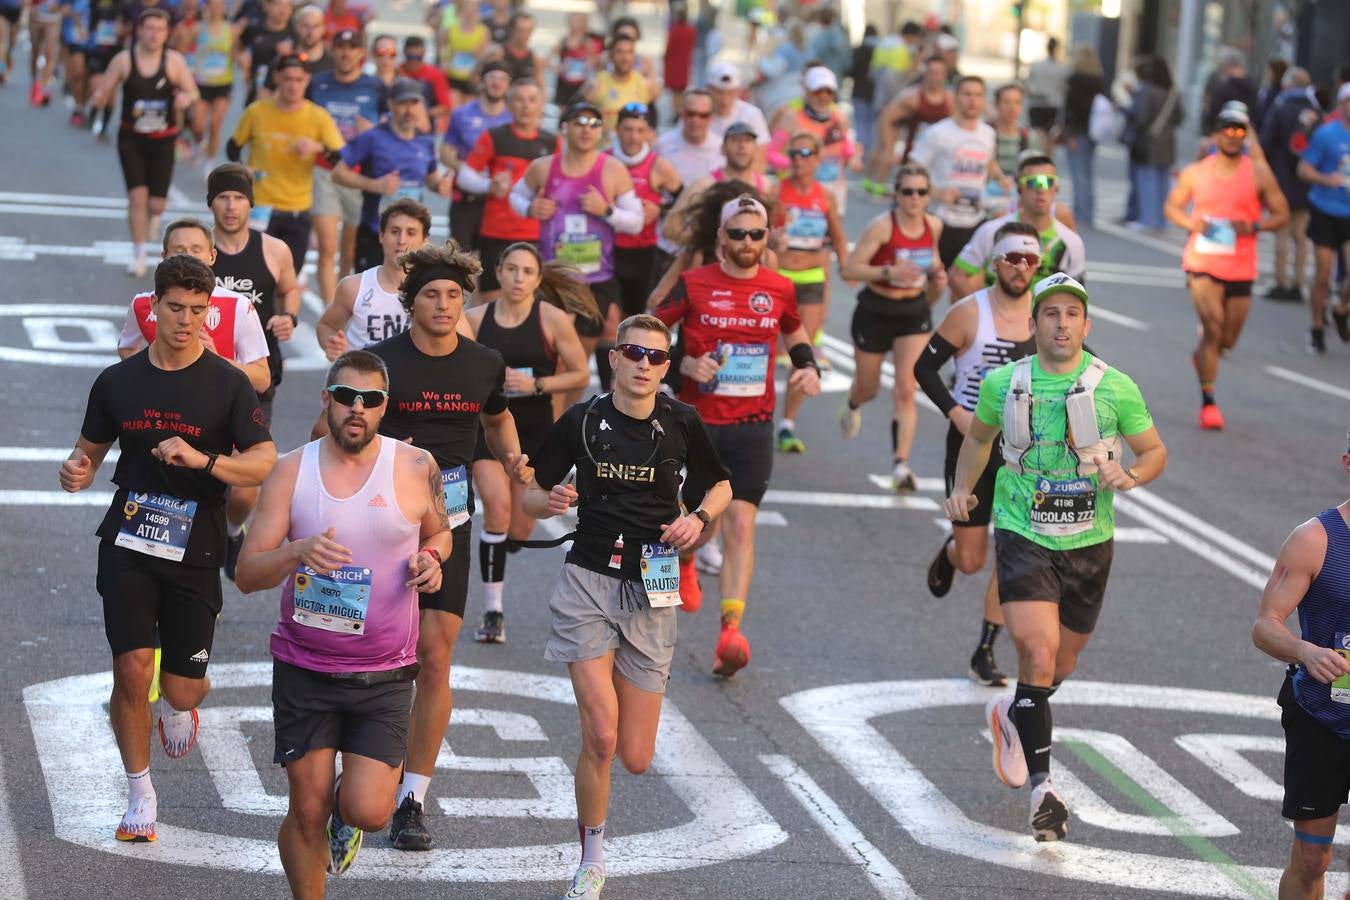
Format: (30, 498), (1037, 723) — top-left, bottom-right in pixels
(367, 242), (527, 851)
(78, 0), (122, 137)
(946, 273), (1166, 841)
(605, 102), (682, 318)
(768, 65), (859, 213)
(916, 221), (1042, 688)
(654, 194), (821, 675)
(290, 5), (331, 77)
(59, 0), (93, 126)
(1251, 432), (1350, 900)
(234, 349), (451, 889)
(186, 0), (236, 167)
(59, 253), (276, 845)
(584, 31), (659, 135)
(455, 78), (558, 303)
(1296, 83), (1350, 354)
(0, 0), (21, 87)
(482, 11), (545, 91)
(29, 0), (62, 105)
(988, 82), (1031, 216)
(238, 0), (293, 105)
(950, 151), (1087, 299)
(664, 121), (775, 249)
(773, 130), (847, 455)
(441, 60), (511, 252)
(653, 89), (724, 191)
(521, 313), (732, 900)
(1164, 102), (1288, 428)
(554, 12), (602, 109)
(309, 27), (386, 304)
(867, 55), (951, 189)
(331, 77), (446, 272)
(228, 52), (346, 280)
(440, 0), (487, 107)
(90, 8), (199, 278)
(839, 162), (946, 489)
(397, 35), (450, 128)
(514, 97), (643, 396)
(706, 60), (770, 164)
(463, 243), (591, 643)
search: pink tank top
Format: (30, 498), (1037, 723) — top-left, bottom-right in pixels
(610, 149), (659, 249)
(270, 436), (421, 673)
(538, 153), (615, 282)
(1181, 154), (1262, 281)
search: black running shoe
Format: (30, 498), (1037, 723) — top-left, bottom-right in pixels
(389, 794), (432, 851)
(927, 536), (956, 598)
(970, 645), (1007, 687)
(474, 611), (505, 644)
(1333, 310), (1350, 343)
(224, 529), (245, 582)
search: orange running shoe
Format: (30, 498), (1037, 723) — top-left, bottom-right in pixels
(713, 620), (750, 677)
(1198, 404), (1224, 431)
(678, 556), (701, 613)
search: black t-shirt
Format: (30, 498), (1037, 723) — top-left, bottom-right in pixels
(241, 22), (293, 85)
(370, 330), (508, 516)
(80, 350), (272, 568)
(532, 393), (730, 579)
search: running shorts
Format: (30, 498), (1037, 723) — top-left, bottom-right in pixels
(474, 403), (552, 460)
(197, 82), (233, 103)
(614, 245), (658, 317)
(1279, 672), (1350, 819)
(938, 223), (980, 269)
(851, 289), (931, 352)
(271, 658), (415, 766)
(418, 520), (472, 617)
(474, 236), (517, 293)
(1307, 206), (1350, 250)
(353, 224), (381, 273)
(449, 197), (485, 252)
(706, 420), (773, 506)
(117, 131), (176, 197)
(266, 210), (313, 279)
(312, 166), (362, 224)
(993, 529), (1113, 634)
(1185, 271), (1253, 299)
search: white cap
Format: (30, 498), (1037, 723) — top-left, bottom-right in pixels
(707, 60), (742, 90)
(803, 66), (838, 93)
(1339, 82), (1350, 104)
(720, 194), (768, 227)
(936, 33), (960, 53)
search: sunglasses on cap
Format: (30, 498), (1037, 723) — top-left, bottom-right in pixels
(998, 252), (1042, 270)
(617, 343), (670, 365)
(896, 186), (929, 197)
(326, 384), (389, 408)
(725, 227), (767, 241)
(1018, 173), (1059, 190)
(620, 102), (649, 115)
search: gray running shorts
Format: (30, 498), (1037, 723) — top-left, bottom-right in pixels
(312, 167), (362, 224)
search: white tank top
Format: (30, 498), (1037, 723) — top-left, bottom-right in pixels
(344, 266), (408, 350)
(951, 289), (1030, 412)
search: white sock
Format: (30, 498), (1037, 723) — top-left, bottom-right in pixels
(132, 242), (145, 261)
(779, 418), (796, 432)
(483, 581), (504, 614)
(579, 820), (605, 872)
(400, 772), (431, 807)
(126, 766), (155, 802)
(226, 519), (244, 538)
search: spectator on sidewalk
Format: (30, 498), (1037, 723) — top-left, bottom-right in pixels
(1259, 66), (1318, 302)
(1255, 56), (1289, 131)
(848, 25), (880, 165)
(1061, 44), (1105, 227)
(664, 2), (696, 98)
(1202, 46), (1256, 134)
(1127, 55), (1183, 232)
(1026, 36), (1068, 146)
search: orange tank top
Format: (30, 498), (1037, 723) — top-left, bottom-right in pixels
(1181, 154), (1261, 281)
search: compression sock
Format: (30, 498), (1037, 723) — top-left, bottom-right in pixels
(1012, 683), (1055, 787)
(479, 531), (507, 613)
(579, 820), (606, 873)
(595, 342), (614, 391)
(1199, 380), (1215, 406)
(720, 598), (745, 627)
(977, 619), (1001, 651)
(400, 772), (431, 806)
(891, 419), (900, 455)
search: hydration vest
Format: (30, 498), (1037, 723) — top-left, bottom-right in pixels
(1001, 355), (1121, 477)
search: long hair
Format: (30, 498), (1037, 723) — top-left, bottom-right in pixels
(686, 179), (774, 262)
(535, 259), (602, 325)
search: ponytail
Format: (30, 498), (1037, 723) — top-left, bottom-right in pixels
(536, 259), (602, 325)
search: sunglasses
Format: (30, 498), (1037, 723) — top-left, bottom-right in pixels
(326, 384), (389, 408)
(998, 252), (1042, 270)
(683, 109), (712, 119)
(1220, 125), (1247, 136)
(788, 147), (817, 158)
(725, 227), (767, 241)
(404, 53), (424, 62)
(1018, 173), (1059, 190)
(617, 343), (670, 365)
(569, 115), (604, 128)
(620, 102), (649, 115)
(897, 186), (929, 197)
(374, 47), (397, 57)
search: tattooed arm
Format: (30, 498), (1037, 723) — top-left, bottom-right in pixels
(406, 449), (453, 593)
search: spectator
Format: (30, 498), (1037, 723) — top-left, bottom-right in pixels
(664, 2), (696, 96)
(1026, 36), (1069, 145)
(1061, 44), (1105, 227)
(1127, 56), (1183, 232)
(808, 6), (851, 83)
(1202, 46), (1256, 134)
(849, 24), (880, 165)
(1254, 55), (1289, 130)
(755, 18), (809, 115)
(1258, 65), (1318, 302)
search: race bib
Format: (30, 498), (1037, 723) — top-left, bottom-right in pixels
(639, 541), (682, 607)
(703, 342), (770, 397)
(891, 247), (933, 289)
(817, 156), (842, 182)
(132, 99), (169, 134)
(441, 465), (469, 528)
(451, 51), (476, 79)
(248, 204), (273, 232)
(379, 185), (425, 214)
(562, 57), (588, 83)
(198, 51), (230, 81)
(503, 366), (534, 399)
(555, 214), (602, 274)
(784, 206), (828, 250)
(1029, 476), (1096, 537)
(953, 186), (983, 210)
(291, 565), (373, 635)
(1194, 217), (1237, 256)
(1331, 632), (1350, 703)
(95, 20), (119, 46)
(115, 492), (197, 561)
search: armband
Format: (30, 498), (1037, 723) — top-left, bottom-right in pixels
(787, 342), (819, 373)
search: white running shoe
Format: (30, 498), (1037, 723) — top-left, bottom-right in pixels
(892, 460), (917, 492)
(695, 540), (723, 575)
(127, 255), (147, 278)
(838, 404), (862, 439)
(115, 794), (157, 843)
(1029, 779), (1069, 842)
(564, 863), (606, 899)
(986, 694), (1027, 788)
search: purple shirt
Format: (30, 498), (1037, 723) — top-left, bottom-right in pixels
(538, 154), (614, 283)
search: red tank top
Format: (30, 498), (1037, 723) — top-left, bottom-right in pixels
(868, 214), (935, 292)
(608, 150), (659, 249)
(777, 179), (831, 252)
(903, 90), (951, 161)
(1181, 154), (1262, 281)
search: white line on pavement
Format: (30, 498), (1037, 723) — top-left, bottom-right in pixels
(0, 745), (29, 900)
(1265, 365), (1350, 402)
(867, 473), (947, 493)
(0, 447), (119, 462)
(1094, 221), (1184, 257)
(0, 491), (116, 506)
(762, 489), (938, 511)
(760, 754), (919, 900)
(1086, 305), (1150, 330)
(1115, 496), (1268, 590)
(1126, 487), (1276, 572)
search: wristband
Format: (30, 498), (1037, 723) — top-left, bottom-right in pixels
(283, 312), (298, 327)
(420, 547), (442, 566)
(203, 451), (219, 474)
(534, 378), (547, 396)
(692, 508), (711, 528)
(787, 342), (820, 373)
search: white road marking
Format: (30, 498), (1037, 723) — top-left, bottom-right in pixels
(1174, 733), (1283, 803)
(1094, 221), (1184, 257)
(760, 753), (919, 899)
(0, 491), (116, 506)
(1265, 365), (1350, 402)
(1083, 305), (1150, 330)
(0, 447), (120, 462)
(1125, 487), (1276, 571)
(0, 745), (29, 900)
(763, 489), (938, 511)
(1115, 496), (1269, 590)
(867, 473), (951, 493)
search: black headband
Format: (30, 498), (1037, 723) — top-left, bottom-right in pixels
(207, 169), (253, 207)
(401, 263), (475, 304)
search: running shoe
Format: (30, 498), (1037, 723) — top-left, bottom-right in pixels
(29, 81), (41, 106)
(1198, 404), (1224, 431)
(68, 109), (86, 127)
(776, 427), (805, 454)
(695, 540), (723, 576)
(115, 795), (157, 843)
(223, 527), (245, 581)
(157, 702), (199, 759)
(474, 610), (505, 643)
(678, 556), (701, 613)
(713, 619), (751, 677)
(927, 536), (955, 597)
(970, 645), (1007, 687)
(1333, 310), (1350, 343)
(1308, 330), (1327, 355)
(327, 780), (364, 874)
(1029, 779), (1069, 842)
(986, 694), (1027, 788)
(838, 404), (861, 439)
(388, 792), (432, 851)
(564, 863), (606, 899)
(127, 256), (147, 278)
(892, 460), (917, 491)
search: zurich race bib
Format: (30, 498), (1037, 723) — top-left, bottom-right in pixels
(380, 185), (425, 215)
(292, 565), (373, 634)
(704, 342), (769, 397)
(1194, 218), (1237, 256)
(892, 247), (933, 289)
(640, 542), (681, 607)
(95, 20), (119, 46)
(1331, 632), (1350, 703)
(115, 492), (197, 561)
(451, 51), (476, 78)
(441, 465), (469, 528)
(132, 99), (169, 134)
(817, 156), (842, 182)
(784, 206), (828, 250)
(503, 366), (534, 399)
(1030, 476), (1096, 537)
(556, 214), (602, 274)
(248, 204), (273, 232)
(562, 57), (588, 83)
(198, 51), (229, 82)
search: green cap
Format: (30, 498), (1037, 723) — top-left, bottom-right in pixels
(1032, 272), (1089, 310)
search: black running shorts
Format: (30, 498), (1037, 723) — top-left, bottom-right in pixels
(96, 540), (223, 678)
(993, 529), (1113, 634)
(1307, 206), (1350, 250)
(271, 658), (414, 766)
(938, 223), (980, 269)
(706, 420), (774, 506)
(944, 423), (1000, 529)
(474, 236), (517, 293)
(851, 289), (932, 353)
(117, 131), (176, 197)
(614, 245), (658, 317)
(449, 198), (485, 252)
(419, 520), (472, 617)
(1279, 673), (1350, 820)
(1185, 271), (1253, 299)
(265, 210), (313, 279)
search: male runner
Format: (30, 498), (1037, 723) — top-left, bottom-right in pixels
(947, 273), (1166, 841)
(1296, 83), (1350, 354)
(868, 55), (951, 189)
(950, 151), (1087, 298)
(60, 254), (276, 844)
(653, 89), (723, 190)
(664, 121), (775, 248)
(397, 34), (451, 127)
(238, 0), (293, 105)
(90, 8), (198, 278)
(235, 350), (452, 889)
(1165, 102), (1288, 428)
(916, 221), (1040, 687)
(654, 195), (821, 675)
(706, 61), (770, 164)
(482, 11), (546, 91)
(768, 66), (859, 213)
(522, 313), (732, 900)
(582, 32), (658, 134)
(606, 103), (682, 318)
(441, 60), (511, 251)
(1252, 432), (1350, 900)
(367, 242), (526, 851)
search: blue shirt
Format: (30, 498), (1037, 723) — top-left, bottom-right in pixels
(61, 0), (90, 45)
(308, 73), (387, 142)
(445, 99), (511, 161)
(340, 124), (438, 233)
(1303, 118), (1350, 218)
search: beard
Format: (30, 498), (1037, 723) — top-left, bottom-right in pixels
(996, 271), (1030, 297)
(328, 408), (377, 453)
(726, 243), (763, 269)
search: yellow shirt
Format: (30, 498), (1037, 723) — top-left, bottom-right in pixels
(231, 99), (344, 211)
(593, 69), (648, 132)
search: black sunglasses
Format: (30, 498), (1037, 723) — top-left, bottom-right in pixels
(788, 147), (817, 158)
(725, 227), (767, 241)
(326, 384), (389, 408)
(617, 343), (670, 365)
(897, 187), (930, 197)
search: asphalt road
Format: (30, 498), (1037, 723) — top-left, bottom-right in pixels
(2, 11), (1350, 900)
